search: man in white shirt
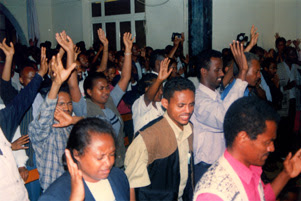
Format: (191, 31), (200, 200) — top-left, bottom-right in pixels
(190, 42), (248, 184)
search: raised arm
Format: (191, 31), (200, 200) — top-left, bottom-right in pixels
(230, 41), (248, 81)
(144, 58), (171, 106)
(244, 25), (259, 52)
(56, 31), (81, 102)
(167, 36), (182, 59)
(0, 38), (15, 81)
(96, 28), (109, 72)
(117, 33), (134, 92)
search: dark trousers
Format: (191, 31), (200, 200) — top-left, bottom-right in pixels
(194, 161), (211, 186)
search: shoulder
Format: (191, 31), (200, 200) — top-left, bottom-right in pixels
(39, 172), (71, 200)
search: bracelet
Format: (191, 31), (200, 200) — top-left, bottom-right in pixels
(124, 52), (132, 56)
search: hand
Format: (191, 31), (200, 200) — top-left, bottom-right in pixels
(65, 149), (84, 201)
(230, 40), (248, 72)
(249, 25), (259, 47)
(173, 36), (182, 46)
(11, 135), (29, 150)
(50, 55), (76, 85)
(293, 39), (300, 49)
(97, 28), (108, 47)
(158, 58), (172, 81)
(39, 47), (48, 77)
(57, 47), (66, 60)
(74, 46), (81, 61)
(275, 32), (280, 39)
(18, 167), (29, 181)
(53, 107), (74, 128)
(0, 38), (14, 57)
(283, 149), (301, 178)
(181, 32), (185, 42)
(123, 32), (135, 51)
(55, 31), (74, 52)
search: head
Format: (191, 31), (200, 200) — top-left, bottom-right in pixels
(137, 73), (159, 96)
(275, 37), (286, 53)
(108, 50), (115, 63)
(224, 97), (279, 167)
(233, 52), (261, 86)
(168, 59), (178, 78)
(162, 77), (195, 130)
(195, 49), (223, 91)
(105, 65), (116, 83)
(19, 66), (36, 86)
(262, 58), (277, 78)
(115, 51), (125, 71)
(84, 73), (110, 108)
(284, 46), (298, 64)
(65, 118), (116, 182)
(78, 53), (89, 69)
(149, 49), (165, 73)
(56, 90), (73, 116)
(132, 43), (140, 57)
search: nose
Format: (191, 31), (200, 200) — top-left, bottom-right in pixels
(219, 70), (224, 77)
(267, 142), (275, 152)
(103, 156), (111, 167)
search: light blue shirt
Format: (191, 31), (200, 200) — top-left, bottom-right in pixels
(191, 79), (248, 165)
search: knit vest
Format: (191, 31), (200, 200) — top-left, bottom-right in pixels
(193, 155), (265, 201)
(86, 97), (125, 168)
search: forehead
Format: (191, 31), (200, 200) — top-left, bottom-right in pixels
(21, 67), (36, 75)
(86, 133), (115, 150)
(249, 59), (260, 71)
(169, 89), (195, 102)
(255, 121), (277, 141)
(92, 78), (108, 87)
(58, 92), (71, 102)
(209, 57), (222, 69)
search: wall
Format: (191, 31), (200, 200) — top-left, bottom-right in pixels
(212, 0), (301, 51)
(145, 0), (189, 53)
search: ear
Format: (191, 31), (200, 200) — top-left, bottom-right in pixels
(87, 89), (92, 97)
(237, 131), (250, 144)
(19, 77), (24, 85)
(161, 98), (168, 110)
(200, 68), (208, 77)
(73, 149), (80, 162)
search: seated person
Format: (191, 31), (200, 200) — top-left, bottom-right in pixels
(39, 118), (129, 201)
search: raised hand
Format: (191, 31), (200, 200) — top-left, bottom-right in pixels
(55, 31), (74, 52)
(283, 149), (301, 178)
(230, 40), (248, 72)
(74, 46), (81, 61)
(97, 28), (108, 47)
(50, 55), (76, 85)
(123, 32), (135, 50)
(65, 149), (85, 201)
(0, 38), (14, 57)
(158, 58), (172, 81)
(244, 25), (259, 52)
(39, 47), (48, 77)
(11, 135), (29, 150)
(275, 32), (280, 39)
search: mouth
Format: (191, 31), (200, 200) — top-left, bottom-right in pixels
(217, 77), (222, 82)
(180, 114), (191, 121)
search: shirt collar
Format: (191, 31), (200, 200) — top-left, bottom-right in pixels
(163, 112), (192, 143)
(224, 149), (262, 184)
(198, 83), (219, 100)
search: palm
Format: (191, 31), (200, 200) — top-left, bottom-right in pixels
(284, 150), (301, 178)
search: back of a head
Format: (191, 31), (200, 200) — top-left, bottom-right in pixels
(195, 49), (222, 80)
(232, 52), (259, 76)
(163, 77), (195, 101)
(224, 97), (279, 148)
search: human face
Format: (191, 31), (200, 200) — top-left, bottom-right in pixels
(132, 44), (140, 57)
(107, 68), (116, 82)
(79, 54), (89, 68)
(19, 67), (36, 86)
(108, 51), (115, 62)
(117, 56), (124, 71)
(170, 62), (178, 78)
(56, 92), (73, 116)
(87, 78), (110, 109)
(267, 63), (277, 77)
(242, 121), (276, 167)
(204, 57), (224, 91)
(161, 90), (195, 130)
(246, 59), (261, 86)
(277, 41), (285, 53)
(75, 133), (115, 182)
(153, 84), (163, 102)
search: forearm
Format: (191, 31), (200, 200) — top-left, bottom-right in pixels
(2, 55), (13, 81)
(270, 170), (290, 197)
(118, 49), (132, 91)
(97, 45), (108, 72)
(144, 78), (163, 106)
(48, 82), (61, 99)
(0, 78), (18, 105)
(167, 44), (179, 59)
(68, 71), (82, 102)
(222, 67), (234, 87)
(237, 70), (247, 81)
(130, 188), (136, 201)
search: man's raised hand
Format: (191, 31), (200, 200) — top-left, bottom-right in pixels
(123, 32), (135, 50)
(0, 38), (14, 57)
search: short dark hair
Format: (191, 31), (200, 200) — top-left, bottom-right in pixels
(163, 77), (195, 101)
(63, 118), (116, 169)
(137, 73), (158, 95)
(275, 37), (286, 48)
(195, 49), (222, 80)
(261, 57), (277, 69)
(224, 97), (279, 148)
(84, 72), (107, 98)
(232, 52), (259, 75)
(149, 49), (165, 71)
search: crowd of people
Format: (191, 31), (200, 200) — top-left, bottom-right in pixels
(0, 24), (301, 201)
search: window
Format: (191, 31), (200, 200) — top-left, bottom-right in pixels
(91, 0), (146, 51)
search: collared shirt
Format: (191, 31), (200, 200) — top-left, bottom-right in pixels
(196, 150), (276, 201)
(132, 94), (164, 134)
(191, 79), (248, 165)
(0, 128), (29, 201)
(28, 97), (73, 190)
(125, 112), (192, 199)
